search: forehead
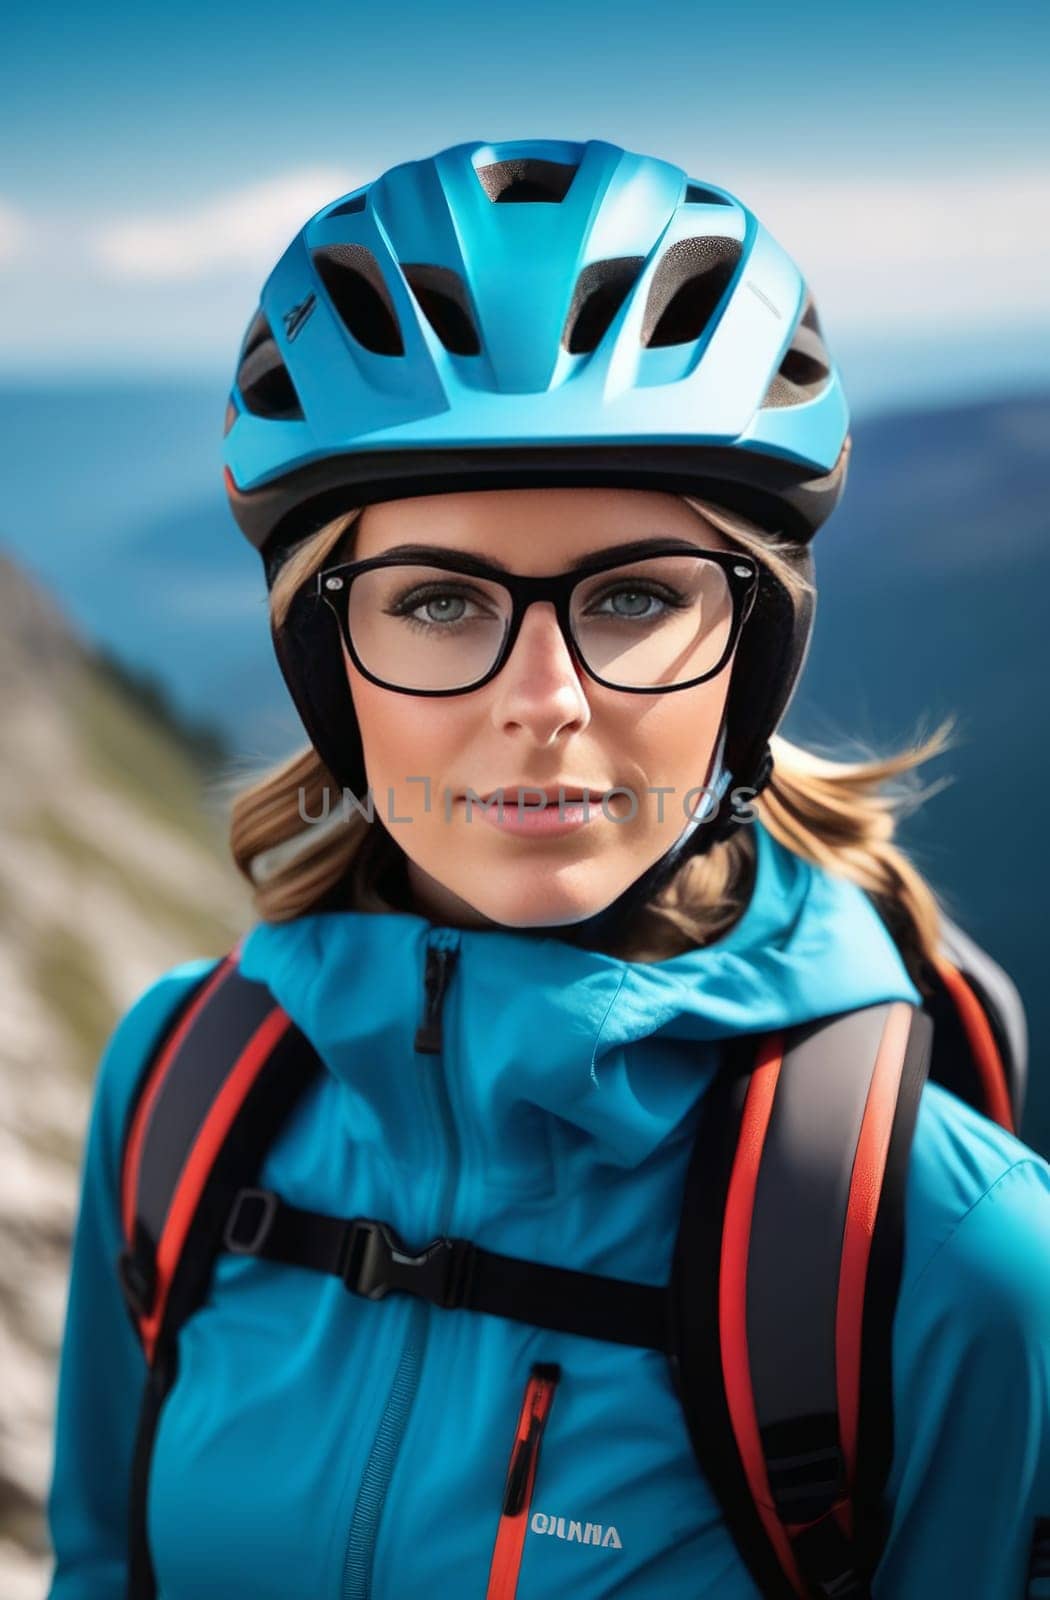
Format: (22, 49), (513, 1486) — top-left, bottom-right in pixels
(351, 486), (732, 569)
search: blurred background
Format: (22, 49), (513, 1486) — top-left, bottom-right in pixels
(1, 1), (1047, 1591)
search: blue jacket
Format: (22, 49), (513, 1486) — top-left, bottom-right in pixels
(46, 817), (1050, 1598)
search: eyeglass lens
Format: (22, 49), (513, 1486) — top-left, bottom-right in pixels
(342, 554), (736, 691)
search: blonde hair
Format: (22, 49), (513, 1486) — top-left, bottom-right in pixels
(224, 495), (957, 990)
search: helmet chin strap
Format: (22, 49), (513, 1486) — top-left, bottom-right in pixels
(546, 716), (733, 951)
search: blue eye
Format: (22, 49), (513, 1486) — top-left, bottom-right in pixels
(583, 582), (689, 623)
(386, 584), (501, 633)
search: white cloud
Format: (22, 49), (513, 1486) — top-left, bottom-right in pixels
(0, 199), (28, 265)
(83, 164), (1050, 327)
(90, 167), (357, 281)
(729, 168), (1050, 329)
(2, 165), (1048, 374)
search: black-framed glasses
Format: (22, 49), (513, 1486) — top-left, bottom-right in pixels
(315, 539), (760, 696)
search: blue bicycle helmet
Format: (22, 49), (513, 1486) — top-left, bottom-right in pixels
(222, 137), (851, 938)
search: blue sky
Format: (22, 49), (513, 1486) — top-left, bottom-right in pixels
(1, 0), (1048, 414)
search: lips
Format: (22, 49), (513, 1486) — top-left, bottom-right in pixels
(473, 785), (600, 804)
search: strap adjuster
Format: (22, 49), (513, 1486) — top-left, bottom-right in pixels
(785, 1498), (867, 1598)
(339, 1218), (476, 1309)
(117, 1243), (156, 1320)
(224, 1187), (279, 1254)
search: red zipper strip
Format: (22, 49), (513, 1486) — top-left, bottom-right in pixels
(485, 1362), (561, 1600)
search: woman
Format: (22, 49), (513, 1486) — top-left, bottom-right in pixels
(47, 138), (1050, 1599)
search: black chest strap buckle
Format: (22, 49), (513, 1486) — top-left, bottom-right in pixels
(338, 1217), (478, 1307)
(223, 1187), (478, 1309)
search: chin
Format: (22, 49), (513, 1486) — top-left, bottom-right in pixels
(463, 873), (625, 932)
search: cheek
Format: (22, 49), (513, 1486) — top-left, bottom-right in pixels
(348, 668), (470, 798)
(615, 674), (730, 789)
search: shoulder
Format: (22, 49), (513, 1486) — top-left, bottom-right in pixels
(877, 1089), (1050, 1595)
(901, 1079), (1050, 1313)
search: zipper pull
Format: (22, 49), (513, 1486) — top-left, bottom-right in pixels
(501, 1363), (561, 1516)
(414, 929), (460, 1055)
(487, 1363), (562, 1600)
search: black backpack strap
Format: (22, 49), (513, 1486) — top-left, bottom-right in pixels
(926, 913), (1027, 1133)
(669, 1001), (932, 1599)
(219, 1185), (669, 1349)
(116, 950), (325, 1600)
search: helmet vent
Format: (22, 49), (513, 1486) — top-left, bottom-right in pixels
(475, 157), (578, 203)
(312, 244), (405, 356)
(326, 192), (367, 218)
(562, 257), (645, 354)
(761, 296), (832, 408)
(801, 296), (824, 334)
(641, 236), (742, 349)
(402, 263), (481, 355)
(684, 183), (731, 206)
(235, 309), (304, 420)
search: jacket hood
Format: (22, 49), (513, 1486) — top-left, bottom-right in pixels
(237, 819), (921, 1176)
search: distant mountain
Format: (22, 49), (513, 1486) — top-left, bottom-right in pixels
(785, 391), (1050, 1153)
(0, 550), (251, 1592)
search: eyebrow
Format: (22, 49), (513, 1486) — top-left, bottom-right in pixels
(363, 536), (710, 571)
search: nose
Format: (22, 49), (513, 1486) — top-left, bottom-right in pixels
(489, 600), (591, 743)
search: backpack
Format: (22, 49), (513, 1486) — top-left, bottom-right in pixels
(115, 907), (1027, 1600)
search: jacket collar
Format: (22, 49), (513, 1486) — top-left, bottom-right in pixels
(238, 819), (921, 1170)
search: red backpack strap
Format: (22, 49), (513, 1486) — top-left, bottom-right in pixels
(670, 1001), (932, 1599)
(926, 913), (1027, 1134)
(116, 946), (325, 1600)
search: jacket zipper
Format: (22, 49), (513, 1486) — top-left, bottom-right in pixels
(486, 1363), (562, 1600)
(341, 926), (462, 1600)
(414, 929), (460, 1055)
